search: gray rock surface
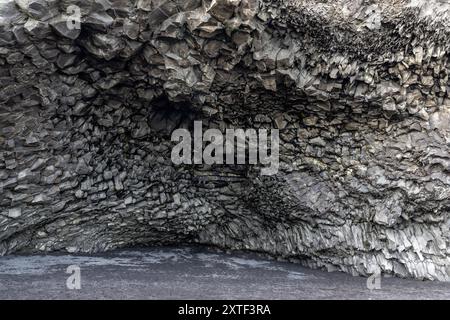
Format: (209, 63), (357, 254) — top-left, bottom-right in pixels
(0, 0), (449, 281)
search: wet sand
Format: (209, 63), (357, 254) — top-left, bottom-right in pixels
(0, 246), (449, 300)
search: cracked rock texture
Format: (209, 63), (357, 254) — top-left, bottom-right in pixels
(0, 0), (449, 281)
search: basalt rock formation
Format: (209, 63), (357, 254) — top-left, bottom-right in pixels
(0, 0), (449, 281)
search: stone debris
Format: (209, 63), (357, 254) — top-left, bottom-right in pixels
(0, 0), (449, 281)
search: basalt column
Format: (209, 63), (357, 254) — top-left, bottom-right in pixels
(0, 0), (449, 281)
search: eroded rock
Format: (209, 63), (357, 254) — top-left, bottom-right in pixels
(0, 0), (449, 281)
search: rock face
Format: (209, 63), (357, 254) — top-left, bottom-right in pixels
(0, 0), (449, 281)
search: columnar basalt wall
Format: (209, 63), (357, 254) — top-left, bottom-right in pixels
(0, 0), (449, 280)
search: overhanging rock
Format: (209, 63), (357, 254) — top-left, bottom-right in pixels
(0, 0), (449, 281)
